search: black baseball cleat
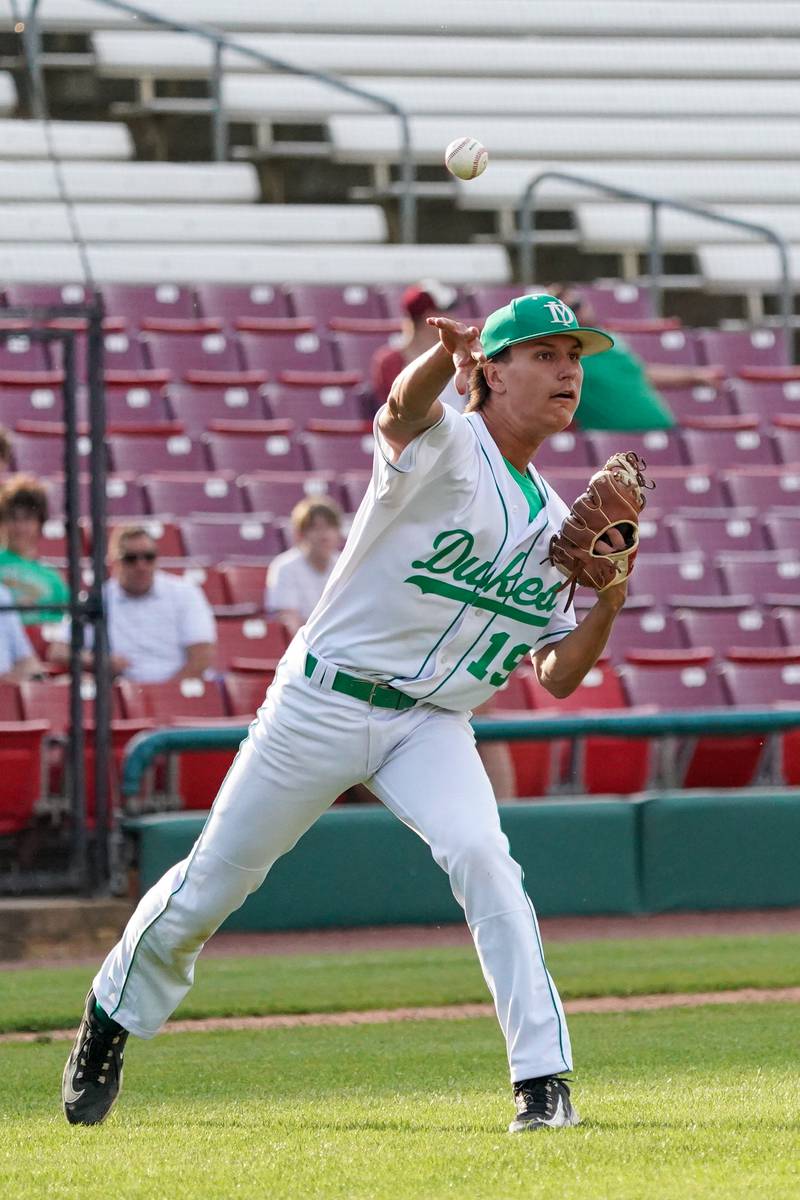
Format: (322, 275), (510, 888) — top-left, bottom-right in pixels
(62, 991), (129, 1126)
(509, 1074), (580, 1133)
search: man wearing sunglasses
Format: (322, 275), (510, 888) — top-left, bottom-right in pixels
(51, 525), (216, 683)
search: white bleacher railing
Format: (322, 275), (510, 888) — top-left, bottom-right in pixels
(20, 0), (419, 242)
(518, 170), (793, 349)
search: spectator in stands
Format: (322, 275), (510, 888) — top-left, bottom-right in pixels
(266, 497), (343, 636)
(0, 582), (41, 681)
(0, 427), (13, 480)
(550, 284), (723, 430)
(371, 280), (465, 411)
(0, 474), (69, 627)
(50, 525), (216, 682)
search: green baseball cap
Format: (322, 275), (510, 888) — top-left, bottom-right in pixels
(481, 293), (614, 359)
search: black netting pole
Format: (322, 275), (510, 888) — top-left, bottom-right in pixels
(62, 330), (89, 893)
(86, 299), (111, 891)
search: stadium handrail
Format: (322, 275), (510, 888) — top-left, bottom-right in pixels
(121, 708), (800, 799)
(22, 0), (418, 242)
(518, 169), (792, 349)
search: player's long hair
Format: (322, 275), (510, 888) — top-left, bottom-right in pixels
(464, 348), (511, 413)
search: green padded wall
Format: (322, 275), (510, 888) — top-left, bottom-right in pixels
(641, 790), (800, 911)
(127, 798), (641, 930)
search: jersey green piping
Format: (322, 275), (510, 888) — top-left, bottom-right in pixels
(386, 424), (510, 686)
(108, 722), (256, 1022)
(519, 862), (570, 1073)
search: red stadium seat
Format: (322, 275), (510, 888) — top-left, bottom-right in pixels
(159, 562), (229, 608)
(223, 670), (275, 716)
(620, 661), (763, 788)
(100, 283), (197, 327)
(721, 660), (800, 784)
(524, 663), (652, 795)
(127, 677), (228, 723)
(486, 667), (555, 797)
(0, 720), (49, 835)
(215, 613), (290, 671)
(103, 516), (185, 559)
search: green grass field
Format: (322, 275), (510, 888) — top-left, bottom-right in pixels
(1, 934), (798, 1199)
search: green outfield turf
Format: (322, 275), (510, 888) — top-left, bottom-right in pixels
(1, 1004), (798, 1200)
(0, 932), (798, 1033)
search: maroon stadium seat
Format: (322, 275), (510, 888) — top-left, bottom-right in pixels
(240, 471), (343, 517)
(266, 380), (365, 425)
(238, 328), (338, 378)
(467, 285), (522, 320)
(100, 283), (197, 327)
(166, 383), (268, 433)
(143, 472), (245, 517)
(13, 428), (94, 475)
(666, 511), (769, 556)
(159, 561), (228, 608)
(204, 422), (307, 473)
(646, 467), (726, 511)
(104, 516), (185, 558)
(603, 607), (687, 663)
(575, 282), (655, 322)
(629, 553), (722, 603)
(721, 660), (800, 784)
(302, 425), (375, 473)
(657, 384), (734, 423)
(334, 329), (402, 377)
(0, 381), (63, 424)
(3, 282), (91, 309)
(695, 327), (789, 373)
(104, 383), (170, 426)
(771, 416), (800, 465)
(587, 429), (685, 469)
(143, 331), (261, 386)
(682, 425), (778, 468)
(718, 552), (800, 605)
(108, 430), (208, 473)
(675, 604), (784, 657)
(727, 377), (800, 423)
(0, 328), (52, 373)
(195, 282), (291, 323)
(533, 429), (596, 471)
(621, 328), (700, 366)
(721, 466), (800, 511)
(180, 514), (286, 561)
(43, 473), (146, 519)
(764, 513), (800, 555)
(286, 284), (384, 325)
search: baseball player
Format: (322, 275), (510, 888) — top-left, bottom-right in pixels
(63, 293), (629, 1134)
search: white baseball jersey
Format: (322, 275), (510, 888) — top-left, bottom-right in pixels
(303, 404), (576, 711)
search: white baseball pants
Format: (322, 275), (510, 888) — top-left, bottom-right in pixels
(94, 638), (572, 1083)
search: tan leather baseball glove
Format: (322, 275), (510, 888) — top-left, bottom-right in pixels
(545, 451), (654, 606)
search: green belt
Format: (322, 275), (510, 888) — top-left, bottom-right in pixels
(304, 652), (416, 711)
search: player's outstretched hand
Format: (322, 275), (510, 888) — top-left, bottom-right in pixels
(427, 316), (487, 394)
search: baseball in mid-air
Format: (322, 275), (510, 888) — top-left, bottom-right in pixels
(444, 136), (488, 180)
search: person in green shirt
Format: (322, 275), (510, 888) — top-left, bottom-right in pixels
(0, 474), (69, 626)
(550, 285), (723, 431)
